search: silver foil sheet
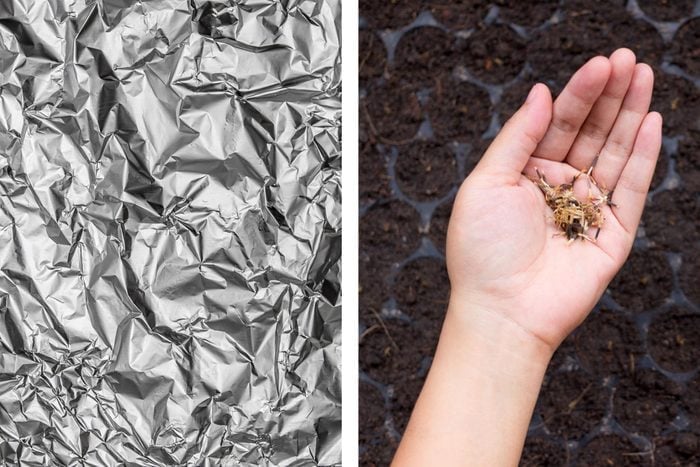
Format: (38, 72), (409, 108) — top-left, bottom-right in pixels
(0, 0), (341, 465)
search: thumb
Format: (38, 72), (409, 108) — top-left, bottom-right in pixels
(475, 83), (552, 183)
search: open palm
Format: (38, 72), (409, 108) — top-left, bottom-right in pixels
(446, 49), (662, 351)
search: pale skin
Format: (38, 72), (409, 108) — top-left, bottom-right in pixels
(392, 49), (662, 466)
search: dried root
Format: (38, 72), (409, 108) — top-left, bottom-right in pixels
(532, 165), (616, 244)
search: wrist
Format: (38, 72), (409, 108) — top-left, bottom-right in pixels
(438, 294), (554, 378)
(395, 295), (554, 466)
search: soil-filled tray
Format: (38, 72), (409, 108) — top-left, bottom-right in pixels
(359, 0), (700, 465)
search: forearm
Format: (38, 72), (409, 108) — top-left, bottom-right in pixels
(392, 298), (553, 467)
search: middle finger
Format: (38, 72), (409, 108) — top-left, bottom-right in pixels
(565, 48), (637, 171)
(591, 63), (655, 191)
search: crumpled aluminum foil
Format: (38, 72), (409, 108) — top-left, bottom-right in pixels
(0, 0), (341, 465)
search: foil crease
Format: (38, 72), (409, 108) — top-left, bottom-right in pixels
(0, 1), (341, 465)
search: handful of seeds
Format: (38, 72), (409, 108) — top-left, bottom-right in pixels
(532, 166), (616, 243)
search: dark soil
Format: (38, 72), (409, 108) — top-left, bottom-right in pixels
(528, 1), (663, 86)
(613, 368), (684, 436)
(359, 30), (387, 82)
(393, 27), (458, 87)
(653, 431), (700, 466)
(650, 147), (669, 190)
(359, 319), (437, 435)
(359, 271), (388, 325)
(677, 133), (700, 191)
(642, 189), (700, 249)
(460, 24), (527, 83)
(359, 0), (423, 30)
(498, 78), (538, 123)
(359, 381), (387, 445)
(390, 369), (428, 435)
(574, 310), (643, 376)
(360, 1), (700, 465)
(576, 435), (651, 466)
(394, 142), (458, 201)
(670, 17), (700, 77)
(427, 199), (453, 254)
(538, 369), (608, 439)
(392, 257), (450, 327)
(608, 247), (672, 312)
(650, 72), (700, 136)
(548, 337), (580, 374)
(359, 381), (394, 466)
(359, 140), (391, 206)
(679, 244), (700, 305)
(359, 200), (421, 324)
(363, 79), (423, 143)
(684, 375), (700, 429)
(426, 75), (492, 142)
(359, 200), (421, 270)
(496, 0), (559, 28)
(359, 319), (429, 390)
(519, 437), (568, 466)
(428, 0), (490, 30)
(647, 306), (700, 373)
(637, 0), (696, 22)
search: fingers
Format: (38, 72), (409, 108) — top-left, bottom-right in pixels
(566, 48), (637, 171)
(610, 111), (662, 239)
(533, 56), (612, 162)
(475, 83), (552, 184)
(591, 64), (655, 190)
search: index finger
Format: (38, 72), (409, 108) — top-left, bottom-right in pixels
(533, 56), (612, 162)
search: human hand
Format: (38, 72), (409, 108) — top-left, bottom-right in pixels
(446, 48), (661, 353)
(394, 48), (661, 467)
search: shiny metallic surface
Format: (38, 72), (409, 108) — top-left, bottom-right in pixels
(0, 1), (341, 465)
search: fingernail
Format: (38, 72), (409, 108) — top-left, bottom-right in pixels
(525, 84), (539, 104)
